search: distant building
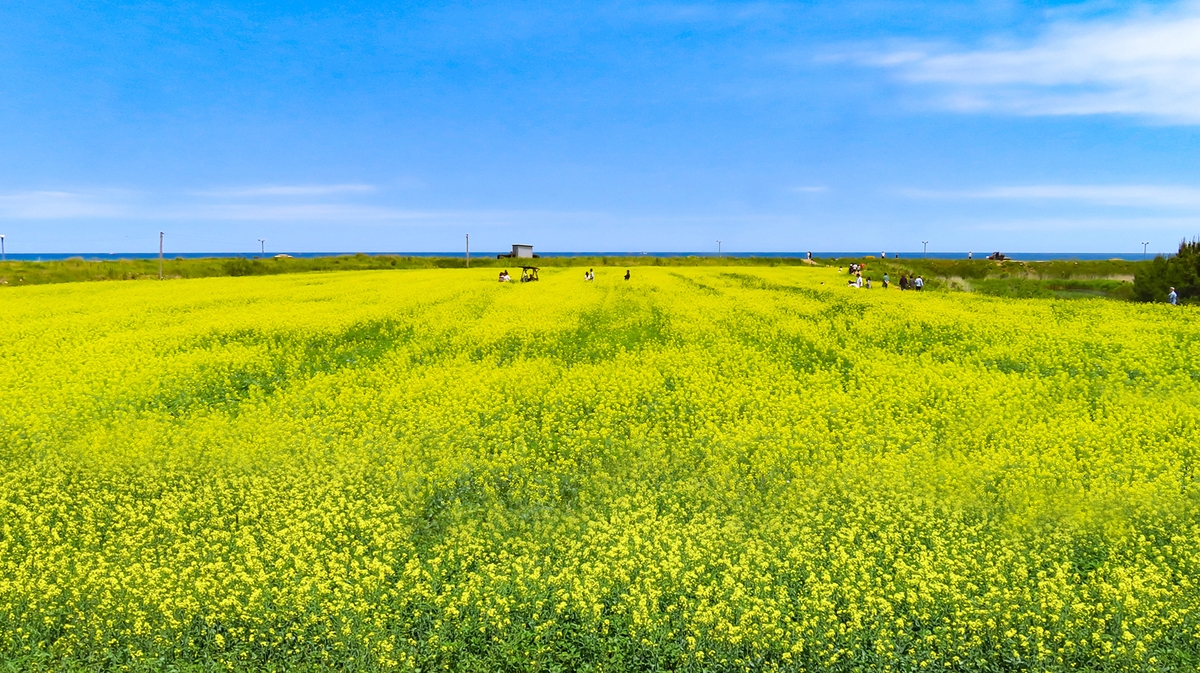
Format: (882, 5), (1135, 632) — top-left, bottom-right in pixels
(498, 244), (537, 259)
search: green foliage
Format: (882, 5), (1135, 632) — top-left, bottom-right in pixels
(223, 257), (268, 276)
(0, 254), (442, 287)
(1133, 239), (1200, 303)
(972, 277), (1135, 300)
(825, 256), (1141, 282)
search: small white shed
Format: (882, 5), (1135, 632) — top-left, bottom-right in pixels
(512, 244), (534, 258)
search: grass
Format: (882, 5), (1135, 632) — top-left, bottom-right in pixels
(0, 254), (822, 287)
(968, 277), (1137, 300)
(823, 256), (1140, 299)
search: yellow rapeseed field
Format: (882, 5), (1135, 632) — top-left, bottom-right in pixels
(1, 266), (1198, 672)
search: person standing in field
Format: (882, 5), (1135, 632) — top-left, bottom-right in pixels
(882, 273), (890, 289)
(866, 277), (872, 289)
(899, 274), (908, 290)
(1169, 287), (1178, 304)
(624, 269), (631, 281)
(914, 275), (924, 291)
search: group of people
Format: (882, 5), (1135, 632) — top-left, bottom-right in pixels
(844, 269), (870, 289)
(583, 269), (631, 280)
(840, 264), (923, 291)
(500, 268), (632, 282)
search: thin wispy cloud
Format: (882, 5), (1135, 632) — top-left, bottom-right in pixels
(865, 3), (1200, 122)
(791, 185), (829, 193)
(172, 204), (453, 221)
(967, 216), (1200, 233)
(171, 204), (586, 223)
(900, 184), (1200, 207)
(192, 184), (378, 198)
(0, 188), (600, 226)
(0, 191), (136, 219)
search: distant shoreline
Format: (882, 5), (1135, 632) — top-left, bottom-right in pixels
(0, 251), (1160, 262)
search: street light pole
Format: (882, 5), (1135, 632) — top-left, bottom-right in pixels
(1142, 241), (1150, 259)
(922, 241), (929, 258)
(258, 238), (266, 255)
(159, 231), (164, 280)
(717, 240), (722, 258)
(1, 234), (5, 262)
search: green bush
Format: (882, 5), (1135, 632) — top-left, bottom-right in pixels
(224, 258), (268, 277)
(1133, 239), (1200, 302)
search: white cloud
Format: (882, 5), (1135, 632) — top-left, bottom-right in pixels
(0, 191), (135, 218)
(166, 203), (594, 223)
(191, 184), (377, 197)
(867, 3), (1200, 122)
(966, 215), (1200, 233)
(899, 184), (1200, 207)
(0, 188), (602, 226)
(171, 203), (444, 221)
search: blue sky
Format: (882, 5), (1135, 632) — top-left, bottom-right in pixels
(3, 0), (1200, 254)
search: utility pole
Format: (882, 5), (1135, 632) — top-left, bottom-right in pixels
(466, 234), (470, 268)
(1, 234), (5, 262)
(717, 240), (722, 258)
(258, 238), (266, 255)
(1142, 241), (1150, 259)
(159, 231), (164, 280)
(922, 240), (929, 258)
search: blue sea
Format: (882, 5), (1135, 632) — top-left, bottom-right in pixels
(0, 251), (1156, 262)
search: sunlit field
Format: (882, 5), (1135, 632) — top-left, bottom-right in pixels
(2, 267), (1199, 672)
